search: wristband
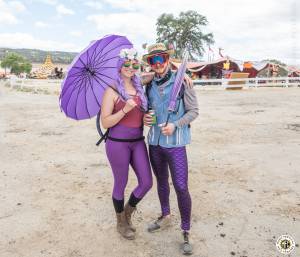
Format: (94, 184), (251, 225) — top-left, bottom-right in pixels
(121, 108), (127, 114)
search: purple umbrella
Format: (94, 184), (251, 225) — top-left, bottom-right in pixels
(59, 35), (133, 120)
(165, 48), (189, 126)
(168, 48), (188, 112)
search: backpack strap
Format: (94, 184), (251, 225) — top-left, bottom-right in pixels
(96, 129), (109, 146)
(145, 81), (153, 111)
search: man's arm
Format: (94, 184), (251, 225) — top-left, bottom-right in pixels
(173, 84), (199, 127)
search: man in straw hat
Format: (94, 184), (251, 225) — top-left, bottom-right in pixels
(143, 42), (199, 255)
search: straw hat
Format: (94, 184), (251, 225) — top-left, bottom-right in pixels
(142, 43), (174, 62)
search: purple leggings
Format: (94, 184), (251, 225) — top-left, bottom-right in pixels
(149, 145), (191, 231)
(105, 125), (152, 201)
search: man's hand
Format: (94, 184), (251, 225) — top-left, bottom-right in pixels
(161, 123), (176, 136)
(143, 113), (153, 127)
(183, 74), (194, 88)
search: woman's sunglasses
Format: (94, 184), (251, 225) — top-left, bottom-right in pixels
(147, 54), (169, 66)
(123, 60), (140, 70)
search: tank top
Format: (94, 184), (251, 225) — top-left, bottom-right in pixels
(113, 95), (143, 128)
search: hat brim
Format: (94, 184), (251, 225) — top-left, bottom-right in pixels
(142, 49), (174, 62)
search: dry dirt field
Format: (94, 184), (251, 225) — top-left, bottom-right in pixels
(1, 82), (299, 257)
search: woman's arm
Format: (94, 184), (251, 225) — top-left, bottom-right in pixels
(101, 88), (125, 129)
(100, 88), (137, 129)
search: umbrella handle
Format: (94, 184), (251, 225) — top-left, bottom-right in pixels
(164, 113), (171, 127)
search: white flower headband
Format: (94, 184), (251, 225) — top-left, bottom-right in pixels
(119, 48), (138, 60)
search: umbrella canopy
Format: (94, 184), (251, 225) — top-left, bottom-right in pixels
(59, 35), (133, 120)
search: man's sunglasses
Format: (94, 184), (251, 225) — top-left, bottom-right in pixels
(147, 54), (169, 66)
(123, 60), (140, 70)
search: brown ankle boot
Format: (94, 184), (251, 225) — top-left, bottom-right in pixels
(124, 203), (136, 232)
(116, 211), (135, 240)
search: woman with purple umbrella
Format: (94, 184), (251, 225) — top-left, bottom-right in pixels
(100, 48), (152, 240)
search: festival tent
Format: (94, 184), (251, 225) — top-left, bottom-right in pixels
(171, 58), (272, 78)
(287, 65), (300, 77)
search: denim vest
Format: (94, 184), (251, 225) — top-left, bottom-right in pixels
(147, 72), (191, 148)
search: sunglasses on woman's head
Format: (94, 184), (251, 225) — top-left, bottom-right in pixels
(147, 54), (169, 66)
(123, 60), (140, 70)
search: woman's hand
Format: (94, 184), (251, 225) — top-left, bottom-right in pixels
(123, 99), (137, 113)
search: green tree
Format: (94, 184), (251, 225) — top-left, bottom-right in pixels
(156, 11), (214, 60)
(1, 52), (32, 74)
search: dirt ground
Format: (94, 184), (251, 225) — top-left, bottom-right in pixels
(0, 82), (299, 257)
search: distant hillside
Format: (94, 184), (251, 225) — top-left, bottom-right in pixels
(0, 48), (78, 64)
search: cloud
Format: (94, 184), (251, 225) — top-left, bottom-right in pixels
(0, 0), (26, 25)
(34, 21), (49, 28)
(84, 1), (103, 10)
(0, 12), (18, 25)
(87, 12), (156, 49)
(0, 32), (80, 52)
(92, 0), (299, 64)
(8, 1), (26, 12)
(1, 0), (298, 64)
(56, 4), (75, 16)
(32, 0), (57, 5)
(69, 31), (83, 37)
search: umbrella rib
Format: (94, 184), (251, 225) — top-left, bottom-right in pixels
(90, 39), (105, 66)
(88, 74), (101, 107)
(86, 48), (90, 68)
(78, 57), (87, 69)
(84, 76), (92, 118)
(63, 71), (89, 107)
(92, 74), (122, 99)
(71, 66), (84, 70)
(72, 72), (91, 119)
(89, 41), (98, 68)
(88, 75), (101, 107)
(93, 74), (120, 96)
(74, 73), (91, 120)
(66, 69), (88, 79)
(61, 72), (87, 98)
(98, 42), (132, 63)
(65, 74), (87, 118)
(92, 55), (118, 68)
(92, 37), (118, 64)
(94, 42), (132, 67)
(95, 71), (118, 81)
(74, 78), (86, 120)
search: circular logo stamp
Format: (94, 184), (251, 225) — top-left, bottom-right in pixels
(276, 234), (295, 255)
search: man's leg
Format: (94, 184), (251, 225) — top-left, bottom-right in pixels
(149, 145), (170, 216)
(165, 146), (191, 231)
(165, 146), (193, 254)
(148, 145), (172, 232)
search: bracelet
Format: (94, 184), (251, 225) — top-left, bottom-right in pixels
(121, 108), (127, 114)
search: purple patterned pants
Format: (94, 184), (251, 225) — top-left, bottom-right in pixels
(149, 145), (191, 231)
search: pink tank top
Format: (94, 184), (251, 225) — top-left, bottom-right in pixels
(113, 95), (143, 128)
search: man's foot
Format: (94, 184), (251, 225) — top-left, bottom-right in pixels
(147, 215), (171, 233)
(181, 231), (193, 255)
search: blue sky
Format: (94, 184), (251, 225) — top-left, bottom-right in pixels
(0, 0), (299, 65)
